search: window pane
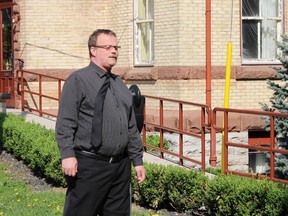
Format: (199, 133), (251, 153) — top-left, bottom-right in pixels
(137, 22), (152, 63)
(148, 0), (153, 19)
(242, 0), (259, 16)
(137, 0), (153, 20)
(262, 0), (278, 17)
(261, 20), (277, 60)
(2, 8), (12, 70)
(138, 0), (146, 20)
(242, 20), (258, 60)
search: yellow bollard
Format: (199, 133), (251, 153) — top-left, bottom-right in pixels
(221, 41), (232, 175)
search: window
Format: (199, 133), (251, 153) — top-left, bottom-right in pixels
(242, 0), (282, 63)
(134, 0), (154, 66)
(2, 7), (11, 70)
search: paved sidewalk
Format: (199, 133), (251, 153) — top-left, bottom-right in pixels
(7, 109), (176, 167)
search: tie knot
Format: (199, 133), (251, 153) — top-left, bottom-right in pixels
(105, 72), (116, 79)
(105, 72), (111, 78)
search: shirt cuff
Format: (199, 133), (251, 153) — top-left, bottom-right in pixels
(132, 158), (143, 167)
(61, 149), (76, 160)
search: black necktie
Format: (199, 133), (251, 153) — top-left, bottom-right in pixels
(90, 73), (111, 150)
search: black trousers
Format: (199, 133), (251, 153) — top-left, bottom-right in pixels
(63, 153), (131, 216)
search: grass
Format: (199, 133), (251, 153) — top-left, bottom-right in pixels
(0, 163), (64, 215)
(0, 162), (165, 216)
(146, 135), (169, 153)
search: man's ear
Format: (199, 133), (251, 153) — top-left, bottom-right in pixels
(90, 47), (96, 57)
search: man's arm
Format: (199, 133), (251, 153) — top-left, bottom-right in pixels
(127, 105), (146, 182)
(55, 73), (80, 175)
(127, 106), (144, 165)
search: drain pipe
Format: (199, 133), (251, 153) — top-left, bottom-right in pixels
(206, 0), (211, 108)
(206, 0), (217, 167)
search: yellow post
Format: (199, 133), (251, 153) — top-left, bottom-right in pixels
(221, 41), (232, 174)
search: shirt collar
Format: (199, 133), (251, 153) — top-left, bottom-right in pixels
(89, 61), (117, 79)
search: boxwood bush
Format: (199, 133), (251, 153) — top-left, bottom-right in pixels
(0, 113), (288, 214)
(131, 163), (208, 212)
(0, 113), (65, 186)
(205, 174), (288, 215)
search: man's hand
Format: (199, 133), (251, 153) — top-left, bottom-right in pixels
(134, 165), (145, 183)
(62, 157), (78, 177)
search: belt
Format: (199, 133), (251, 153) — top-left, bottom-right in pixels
(75, 150), (127, 163)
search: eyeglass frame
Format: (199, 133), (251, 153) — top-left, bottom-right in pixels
(93, 45), (121, 51)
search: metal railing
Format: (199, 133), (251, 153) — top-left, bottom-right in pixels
(16, 69), (65, 118)
(142, 95), (210, 171)
(15, 69), (212, 172)
(15, 69), (288, 184)
(213, 107), (288, 184)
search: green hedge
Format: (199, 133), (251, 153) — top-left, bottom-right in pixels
(132, 164), (288, 215)
(0, 113), (288, 214)
(132, 163), (208, 213)
(205, 174), (288, 215)
(0, 113), (65, 186)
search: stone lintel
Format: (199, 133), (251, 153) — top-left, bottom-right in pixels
(25, 65), (281, 81)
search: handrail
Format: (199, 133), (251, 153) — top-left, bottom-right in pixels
(16, 69), (288, 184)
(15, 69), (65, 118)
(213, 107), (288, 184)
(15, 69), (212, 172)
(142, 95), (210, 171)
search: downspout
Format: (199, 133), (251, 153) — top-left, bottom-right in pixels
(206, 0), (217, 167)
(283, 0), (286, 33)
(206, 0), (211, 109)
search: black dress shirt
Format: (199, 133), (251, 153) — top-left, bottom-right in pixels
(55, 62), (143, 166)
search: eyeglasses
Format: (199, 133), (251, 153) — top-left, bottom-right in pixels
(94, 45), (121, 51)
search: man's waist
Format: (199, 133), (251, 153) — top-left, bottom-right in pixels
(75, 149), (128, 163)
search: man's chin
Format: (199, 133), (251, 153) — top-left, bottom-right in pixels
(103, 63), (117, 71)
(108, 61), (117, 67)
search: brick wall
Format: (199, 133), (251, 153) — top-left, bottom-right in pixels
(18, 1), (288, 68)
(126, 79), (274, 110)
(154, 0), (180, 66)
(17, 0), (288, 69)
(18, 0), (110, 69)
(153, 0), (242, 66)
(17, 1), (288, 113)
(107, 0), (134, 67)
(23, 78), (276, 112)
(17, 0), (135, 70)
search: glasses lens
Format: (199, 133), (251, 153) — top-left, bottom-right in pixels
(110, 46), (120, 51)
(95, 45), (120, 51)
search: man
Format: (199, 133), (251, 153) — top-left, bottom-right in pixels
(55, 29), (145, 216)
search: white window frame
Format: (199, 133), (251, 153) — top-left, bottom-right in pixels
(133, 0), (154, 66)
(242, 0), (283, 64)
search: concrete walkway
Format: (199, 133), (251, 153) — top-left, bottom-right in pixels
(6, 109), (176, 167)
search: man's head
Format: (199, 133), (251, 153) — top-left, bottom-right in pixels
(88, 29), (120, 72)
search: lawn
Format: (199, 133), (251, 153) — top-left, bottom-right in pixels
(0, 162), (164, 216)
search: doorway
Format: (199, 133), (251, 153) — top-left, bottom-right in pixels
(0, 1), (13, 107)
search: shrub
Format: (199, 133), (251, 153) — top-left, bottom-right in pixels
(0, 113), (65, 186)
(132, 163), (168, 209)
(146, 135), (169, 152)
(205, 174), (288, 215)
(164, 165), (208, 213)
(132, 163), (208, 213)
(206, 166), (221, 175)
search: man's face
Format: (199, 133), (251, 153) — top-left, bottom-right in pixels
(90, 33), (119, 72)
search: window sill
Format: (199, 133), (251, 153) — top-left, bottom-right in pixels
(242, 60), (281, 66)
(134, 63), (154, 67)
